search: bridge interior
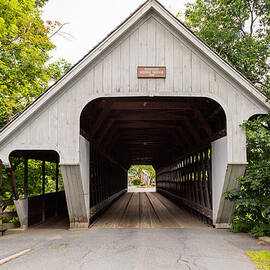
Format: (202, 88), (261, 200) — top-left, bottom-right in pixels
(81, 97), (226, 225)
(92, 191), (207, 228)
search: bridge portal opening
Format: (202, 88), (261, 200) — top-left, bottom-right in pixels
(7, 150), (68, 228)
(80, 97), (226, 227)
(127, 165), (156, 192)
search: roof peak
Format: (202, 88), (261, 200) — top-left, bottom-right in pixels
(0, 0), (268, 140)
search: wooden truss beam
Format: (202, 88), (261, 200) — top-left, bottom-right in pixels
(193, 107), (214, 138)
(111, 101), (194, 111)
(89, 101), (112, 138)
(114, 111), (188, 121)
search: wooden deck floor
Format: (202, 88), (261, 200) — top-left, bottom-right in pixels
(91, 192), (208, 228)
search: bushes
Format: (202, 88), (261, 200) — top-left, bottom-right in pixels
(225, 115), (270, 236)
(1, 159), (64, 200)
(132, 179), (141, 186)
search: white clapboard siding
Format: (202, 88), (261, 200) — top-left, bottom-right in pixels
(0, 9), (268, 167)
(129, 29), (139, 92)
(155, 18), (166, 92)
(147, 17), (156, 93)
(173, 37), (183, 92)
(138, 18), (149, 92)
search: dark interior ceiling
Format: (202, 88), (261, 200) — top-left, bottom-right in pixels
(10, 150), (60, 163)
(80, 97), (226, 170)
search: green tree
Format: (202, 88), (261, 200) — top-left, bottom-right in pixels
(225, 117), (270, 236)
(0, 0), (71, 127)
(183, 0), (270, 93)
(0, 0), (70, 200)
(183, 0), (270, 236)
(1, 160), (64, 199)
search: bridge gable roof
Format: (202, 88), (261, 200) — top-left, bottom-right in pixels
(0, 0), (269, 148)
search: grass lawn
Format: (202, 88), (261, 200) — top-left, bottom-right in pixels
(246, 250), (270, 270)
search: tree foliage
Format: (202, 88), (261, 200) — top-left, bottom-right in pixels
(184, 0), (270, 93)
(225, 117), (270, 236)
(0, 0), (71, 127)
(0, 0), (70, 200)
(184, 0), (270, 236)
(1, 160), (64, 200)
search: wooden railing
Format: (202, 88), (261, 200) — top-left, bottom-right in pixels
(156, 146), (213, 221)
(0, 197), (18, 235)
(28, 191), (67, 226)
(90, 147), (127, 208)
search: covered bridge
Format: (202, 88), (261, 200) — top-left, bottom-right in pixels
(0, 0), (269, 229)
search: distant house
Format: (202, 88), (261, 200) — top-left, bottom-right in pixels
(140, 170), (151, 186)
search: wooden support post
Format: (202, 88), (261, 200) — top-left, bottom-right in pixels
(42, 161), (46, 222)
(42, 161), (46, 195)
(24, 159), (28, 199)
(55, 163), (59, 217)
(56, 163), (59, 193)
(6, 168), (19, 200)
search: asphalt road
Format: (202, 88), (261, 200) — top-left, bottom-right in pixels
(0, 225), (268, 270)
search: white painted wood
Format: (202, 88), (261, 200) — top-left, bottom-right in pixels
(14, 198), (28, 229)
(79, 135), (90, 214)
(191, 52), (201, 93)
(129, 30), (139, 92)
(94, 62), (103, 94)
(120, 37), (130, 92)
(147, 17), (156, 93)
(103, 53), (112, 94)
(155, 19), (165, 92)
(182, 44), (192, 92)
(138, 18), (148, 92)
(215, 163), (247, 225)
(173, 37), (183, 92)
(164, 26), (174, 92)
(61, 164), (89, 228)
(0, 0), (268, 227)
(200, 57), (209, 94)
(111, 45), (121, 93)
(211, 137), (228, 224)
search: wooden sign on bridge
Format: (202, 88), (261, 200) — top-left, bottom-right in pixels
(137, 66), (166, 78)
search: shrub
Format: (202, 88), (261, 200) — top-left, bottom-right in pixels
(132, 179), (141, 185)
(225, 115), (270, 236)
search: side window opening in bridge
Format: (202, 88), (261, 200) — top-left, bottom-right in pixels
(128, 165), (156, 192)
(2, 150), (68, 229)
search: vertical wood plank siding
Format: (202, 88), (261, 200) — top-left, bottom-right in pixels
(0, 14), (266, 167)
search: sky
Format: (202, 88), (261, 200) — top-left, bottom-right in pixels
(42, 0), (194, 65)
